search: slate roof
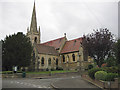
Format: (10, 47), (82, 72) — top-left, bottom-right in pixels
(61, 37), (83, 54)
(35, 44), (59, 56)
(41, 37), (65, 50)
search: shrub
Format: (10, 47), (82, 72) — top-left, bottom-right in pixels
(88, 64), (94, 70)
(46, 68), (49, 71)
(88, 68), (102, 79)
(51, 68), (55, 71)
(105, 73), (118, 81)
(101, 63), (107, 67)
(95, 71), (107, 81)
(56, 67), (63, 70)
(102, 66), (118, 73)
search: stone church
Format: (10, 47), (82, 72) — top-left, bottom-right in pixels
(27, 2), (93, 71)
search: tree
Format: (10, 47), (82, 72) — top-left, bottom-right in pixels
(82, 28), (114, 67)
(114, 39), (120, 64)
(2, 32), (33, 71)
(104, 56), (117, 67)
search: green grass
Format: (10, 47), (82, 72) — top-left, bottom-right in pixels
(2, 71), (13, 74)
(2, 70), (77, 74)
(2, 71), (22, 74)
(26, 70), (77, 74)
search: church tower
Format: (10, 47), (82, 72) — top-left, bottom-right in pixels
(27, 1), (40, 45)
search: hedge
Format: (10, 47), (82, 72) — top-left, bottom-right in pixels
(105, 73), (118, 81)
(102, 66), (118, 73)
(95, 71), (107, 81)
(88, 68), (102, 79)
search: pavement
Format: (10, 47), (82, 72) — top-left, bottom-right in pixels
(2, 74), (102, 89)
(51, 76), (102, 89)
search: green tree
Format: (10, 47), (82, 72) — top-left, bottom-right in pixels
(82, 28), (114, 67)
(114, 39), (120, 64)
(2, 32), (33, 71)
(104, 56), (117, 67)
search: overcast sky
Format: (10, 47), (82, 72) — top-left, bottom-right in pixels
(0, 0), (119, 43)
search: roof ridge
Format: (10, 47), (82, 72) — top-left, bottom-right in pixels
(37, 44), (55, 48)
(68, 37), (83, 41)
(42, 36), (65, 44)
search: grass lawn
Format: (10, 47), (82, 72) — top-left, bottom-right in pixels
(26, 70), (77, 74)
(2, 71), (13, 74)
(2, 70), (77, 74)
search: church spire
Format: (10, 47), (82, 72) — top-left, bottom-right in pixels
(30, 1), (37, 32)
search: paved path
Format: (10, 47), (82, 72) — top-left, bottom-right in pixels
(2, 75), (101, 89)
(51, 76), (101, 89)
(3, 78), (56, 89)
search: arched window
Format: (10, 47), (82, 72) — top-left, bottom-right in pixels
(48, 58), (51, 65)
(56, 58), (58, 66)
(72, 54), (75, 61)
(41, 57), (44, 66)
(34, 37), (37, 43)
(63, 55), (65, 62)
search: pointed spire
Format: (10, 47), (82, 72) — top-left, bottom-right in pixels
(30, 1), (37, 32)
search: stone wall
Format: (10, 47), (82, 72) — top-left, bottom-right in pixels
(36, 54), (59, 70)
(61, 52), (93, 70)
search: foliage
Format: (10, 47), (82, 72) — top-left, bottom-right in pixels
(51, 68), (56, 71)
(105, 73), (118, 81)
(88, 68), (102, 79)
(82, 28), (114, 67)
(114, 39), (120, 65)
(104, 56), (117, 67)
(101, 63), (107, 67)
(118, 64), (120, 77)
(56, 66), (63, 70)
(102, 66), (118, 73)
(87, 64), (94, 70)
(46, 68), (49, 71)
(2, 32), (33, 71)
(95, 71), (107, 81)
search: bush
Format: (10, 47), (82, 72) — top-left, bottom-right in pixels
(56, 66), (63, 70)
(105, 73), (118, 81)
(95, 71), (107, 81)
(46, 68), (49, 71)
(88, 68), (102, 79)
(51, 68), (55, 71)
(102, 66), (118, 73)
(88, 64), (94, 70)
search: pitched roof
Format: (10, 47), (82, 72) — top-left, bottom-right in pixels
(61, 37), (83, 54)
(41, 37), (65, 50)
(35, 44), (59, 56)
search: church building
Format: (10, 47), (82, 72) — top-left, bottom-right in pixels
(26, 2), (93, 71)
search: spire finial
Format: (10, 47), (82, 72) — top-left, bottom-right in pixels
(64, 33), (66, 37)
(30, 0), (37, 32)
(27, 27), (29, 32)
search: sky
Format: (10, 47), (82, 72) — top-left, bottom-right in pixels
(0, 0), (119, 43)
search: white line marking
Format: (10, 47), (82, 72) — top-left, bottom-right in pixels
(20, 82), (23, 84)
(38, 86), (42, 88)
(17, 82), (19, 84)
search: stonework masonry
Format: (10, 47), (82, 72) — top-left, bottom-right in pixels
(26, 2), (93, 71)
